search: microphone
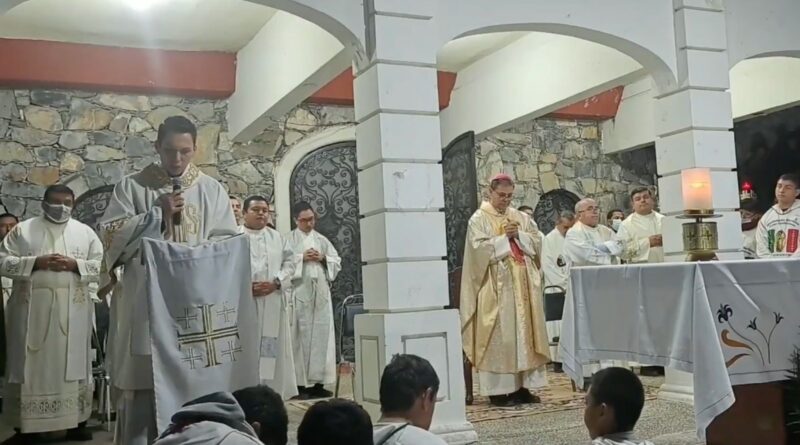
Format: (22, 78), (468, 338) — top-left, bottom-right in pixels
(171, 178), (182, 226)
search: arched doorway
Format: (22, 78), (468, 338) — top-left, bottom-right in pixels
(534, 189), (580, 234)
(289, 141), (362, 309)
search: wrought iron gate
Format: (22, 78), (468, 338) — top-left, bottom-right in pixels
(71, 185), (115, 231)
(533, 189), (580, 235)
(289, 141), (362, 312)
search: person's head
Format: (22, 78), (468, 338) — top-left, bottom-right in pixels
(297, 399), (373, 445)
(488, 173), (514, 212)
(775, 173), (800, 208)
(556, 210), (576, 236)
(630, 187), (655, 216)
(518, 205), (534, 217)
(0, 213), (19, 239)
(740, 198), (762, 231)
(230, 195), (243, 223)
(583, 367), (645, 439)
(576, 199), (601, 228)
(243, 195), (270, 231)
(606, 209), (625, 232)
(42, 184), (75, 224)
(379, 354), (440, 430)
(292, 201), (315, 234)
(156, 116), (197, 177)
(232, 385), (288, 445)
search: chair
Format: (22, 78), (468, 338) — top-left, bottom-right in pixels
(334, 294), (364, 398)
(91, 328), (112, 431)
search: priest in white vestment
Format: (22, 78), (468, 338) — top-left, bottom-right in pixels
(286, 201), (341, 399)
(541, 210), (575, 364)
(98, 116), (239, 445)
(0, 213), (18, 308)
(0, 185), (102, 444)
(238, 196), (298, 400)
(563, 198), (624, 384)
(460, 173), (550, 407)
(616, 187), (664, 264)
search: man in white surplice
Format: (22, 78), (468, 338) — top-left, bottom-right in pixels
(563, 198), (625, 385)
(541, 210), (575, 364)
(0, 185), (102, 444)
(286, 201), (341, 399)
(239, 196), (298, 400)
(99, 116), (238, 445)
(616, 187), (664, 264)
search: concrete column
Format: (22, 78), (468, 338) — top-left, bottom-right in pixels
(656, 0), (739, 402)
(352, 2), (477, 443)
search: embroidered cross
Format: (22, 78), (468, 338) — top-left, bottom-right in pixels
(216, 303), (236, 324)
(181, 347), (205, 370)
(176, 307), (198, 330)
(177, 304), (240, 368)
(220, 339), (242, 363)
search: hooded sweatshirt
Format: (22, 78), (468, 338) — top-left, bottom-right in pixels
(153, 392), (262, 445)
(755, 199), (800, 258)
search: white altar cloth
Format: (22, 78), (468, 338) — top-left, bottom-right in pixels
(559, 258), (800, 439)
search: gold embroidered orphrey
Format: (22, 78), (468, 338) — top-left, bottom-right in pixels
(176, 303), (242, 370)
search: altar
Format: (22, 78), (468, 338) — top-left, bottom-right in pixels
(559, 258), (799, 443)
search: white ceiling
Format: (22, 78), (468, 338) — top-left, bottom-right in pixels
(0, 0), (277, 51)
(438, 31), (528, 72)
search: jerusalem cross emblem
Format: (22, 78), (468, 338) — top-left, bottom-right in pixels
(175, 302), (242, 370)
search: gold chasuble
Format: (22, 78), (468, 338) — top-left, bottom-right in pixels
(460, 202), (550, 380)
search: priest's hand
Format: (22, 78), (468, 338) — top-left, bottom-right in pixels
(253, 281), (278, 297)
(504, 222), (519, 239)
(51, 255), (79, 273)
(649, 235), (663, 247)
(303, 249), (321, 262)
(157, 192), (185, 218)
(34, 254), (60, 271)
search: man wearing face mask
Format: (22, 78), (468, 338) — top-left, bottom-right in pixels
(606, 210), (625, 233)
(615, 188), (664, 264)
(0, 185), (103, 444)
(99, 116), (239, 445)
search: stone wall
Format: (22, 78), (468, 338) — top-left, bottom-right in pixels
(475, 118), (657, 217)
(0, 88), (353, 219)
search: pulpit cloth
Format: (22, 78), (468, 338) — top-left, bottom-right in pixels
(142, 235), (260, 433)
(559, 258), (800, 439)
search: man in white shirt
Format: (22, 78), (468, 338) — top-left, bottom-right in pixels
(239, 196), (297, 400)
(756, 173), (800, 258)
(564, 199), (621, 267)
(372, 354), (447, 445)
(584, 368), (654, 445)
(541, 210), (575, 368)
(616, 188), (663, 264)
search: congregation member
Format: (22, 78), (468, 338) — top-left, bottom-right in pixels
(0, 185), (103, 444)
(373, 354), (447, 445)
(239, 196), (298, 400)
(739, 197), (762, 259)
(616, 188), (663, 264)
(460, 173), (549, 407)
(606, 209), (625, 233)
(541, 210), (575, 368)
(756, 173), (800, 258)
(230, 195), (244, 226)
(286, 202), (341, 399)
(297, 399), (374, 445)
(99, 116), (239, 445)
(154, 385), (288, 445)
(584, 367), (654, 445)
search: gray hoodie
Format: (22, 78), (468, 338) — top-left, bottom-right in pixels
(154, 392), (262, 445)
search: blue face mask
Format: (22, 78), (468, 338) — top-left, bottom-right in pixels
(42, 202), (72, 224)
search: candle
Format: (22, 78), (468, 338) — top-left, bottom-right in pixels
(681, 168), (713, 210)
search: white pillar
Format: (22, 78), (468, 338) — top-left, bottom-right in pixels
(655, 0), (740, 402)
(352, 2), (477, 443)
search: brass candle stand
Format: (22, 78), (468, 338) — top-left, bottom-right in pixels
(678, 209), (720, 262)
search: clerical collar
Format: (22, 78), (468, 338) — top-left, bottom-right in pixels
(243, 225), (267, 234)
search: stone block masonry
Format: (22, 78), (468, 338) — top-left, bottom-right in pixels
(0, 88), (354, 219)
